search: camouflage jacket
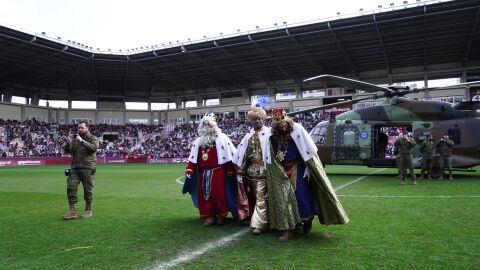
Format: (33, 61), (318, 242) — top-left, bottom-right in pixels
(420, 139), (436, 159)
(436, 139), (454, 156)
(394, 137), (416, 155)
(63, 132), (99, 170)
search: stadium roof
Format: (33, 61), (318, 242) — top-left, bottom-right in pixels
(0, 0), (479, 102)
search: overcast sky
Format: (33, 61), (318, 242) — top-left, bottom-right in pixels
(0, 0), (436, 52)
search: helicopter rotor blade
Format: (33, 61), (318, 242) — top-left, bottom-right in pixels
(415, 80), (480, 93)
(285, 95), (379, 117)
(303, 74), (394, 95)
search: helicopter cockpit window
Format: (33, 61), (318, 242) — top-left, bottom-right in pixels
(310, 121), (328, 145)
(342, 130), (357, 146)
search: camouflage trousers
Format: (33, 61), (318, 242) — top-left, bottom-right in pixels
(439, 156), (452, 176)
(421, 158), (433, 177)
(398, 155), (416, 180)
(67, 168), (95, 205)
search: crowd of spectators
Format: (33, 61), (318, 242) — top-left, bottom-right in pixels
(0, 114), (325, 159)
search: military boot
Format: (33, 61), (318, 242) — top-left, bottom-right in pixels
(63, 205), (77, 220)
(82, 204), (92, 219)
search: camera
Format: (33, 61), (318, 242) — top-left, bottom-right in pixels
(64, 168), (71, 176)
(71, 134), (78, 138)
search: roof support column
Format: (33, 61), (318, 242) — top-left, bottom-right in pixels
(242, 89), (251, 104)
(196, 95), (204, 107)
(268, 85), (276, 102)
(295, 85), (302, 99)
(175, 98), (183, 109)
(185, 109), (190, 123)
(65, 109), (69, 125)
(21, 105), (26, 121)
(95, 109), (99, 125)
(2, 88), (12, 103)
(30, 94), (39, 106)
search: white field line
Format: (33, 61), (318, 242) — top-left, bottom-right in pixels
(175, 176), (184, 185)
(151, 168), (384, 270)
(339, 194), (480, 198)
(149, 228), (250, 270)
(334, 168), (386, 192)
(65, 246), (93, 252)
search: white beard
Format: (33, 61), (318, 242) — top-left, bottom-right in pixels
(198, 126), (219, 147)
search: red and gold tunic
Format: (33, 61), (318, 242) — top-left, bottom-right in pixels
(186, 145), (235, 219)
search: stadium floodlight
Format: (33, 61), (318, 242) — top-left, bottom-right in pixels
(255, 26), (259, 29)
(378, 5), (382, 8)
(57, 37), (61, 40)
(203, 35), (207, 38)
(41, 32), (46, 35)
(359, 8), (363, 11)
(390, 3), (394, 6)
(336, 12), (341, 15)
(403, 1), (408, 4)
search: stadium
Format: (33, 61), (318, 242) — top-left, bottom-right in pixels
(0, 0), (479, 269)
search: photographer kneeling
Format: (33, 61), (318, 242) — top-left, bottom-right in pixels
(63, 121), (99, 220)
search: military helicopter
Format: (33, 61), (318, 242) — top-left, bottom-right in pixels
(286, 74), (480, 178)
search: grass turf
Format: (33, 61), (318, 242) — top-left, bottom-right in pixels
(0, 164), (479, 269)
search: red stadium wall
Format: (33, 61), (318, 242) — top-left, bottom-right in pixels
(0, 157), (188, 167)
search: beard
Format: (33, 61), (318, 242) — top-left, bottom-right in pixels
(198, 126), (219, 147)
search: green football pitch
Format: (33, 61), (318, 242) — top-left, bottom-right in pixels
(0, 163), (479, 270)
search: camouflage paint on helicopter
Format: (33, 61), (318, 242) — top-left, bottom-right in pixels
(291, 75), (480, 177)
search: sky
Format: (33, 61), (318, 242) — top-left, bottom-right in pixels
(0, 0), (437, 53)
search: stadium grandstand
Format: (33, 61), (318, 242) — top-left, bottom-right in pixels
(0, 0), (479, 162)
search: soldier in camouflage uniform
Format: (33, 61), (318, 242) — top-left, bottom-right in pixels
(436, 134), (454, 180)
(419, 134), (435, 179)
(63, 122), (99, 220)
(394, 133), (417, 184)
